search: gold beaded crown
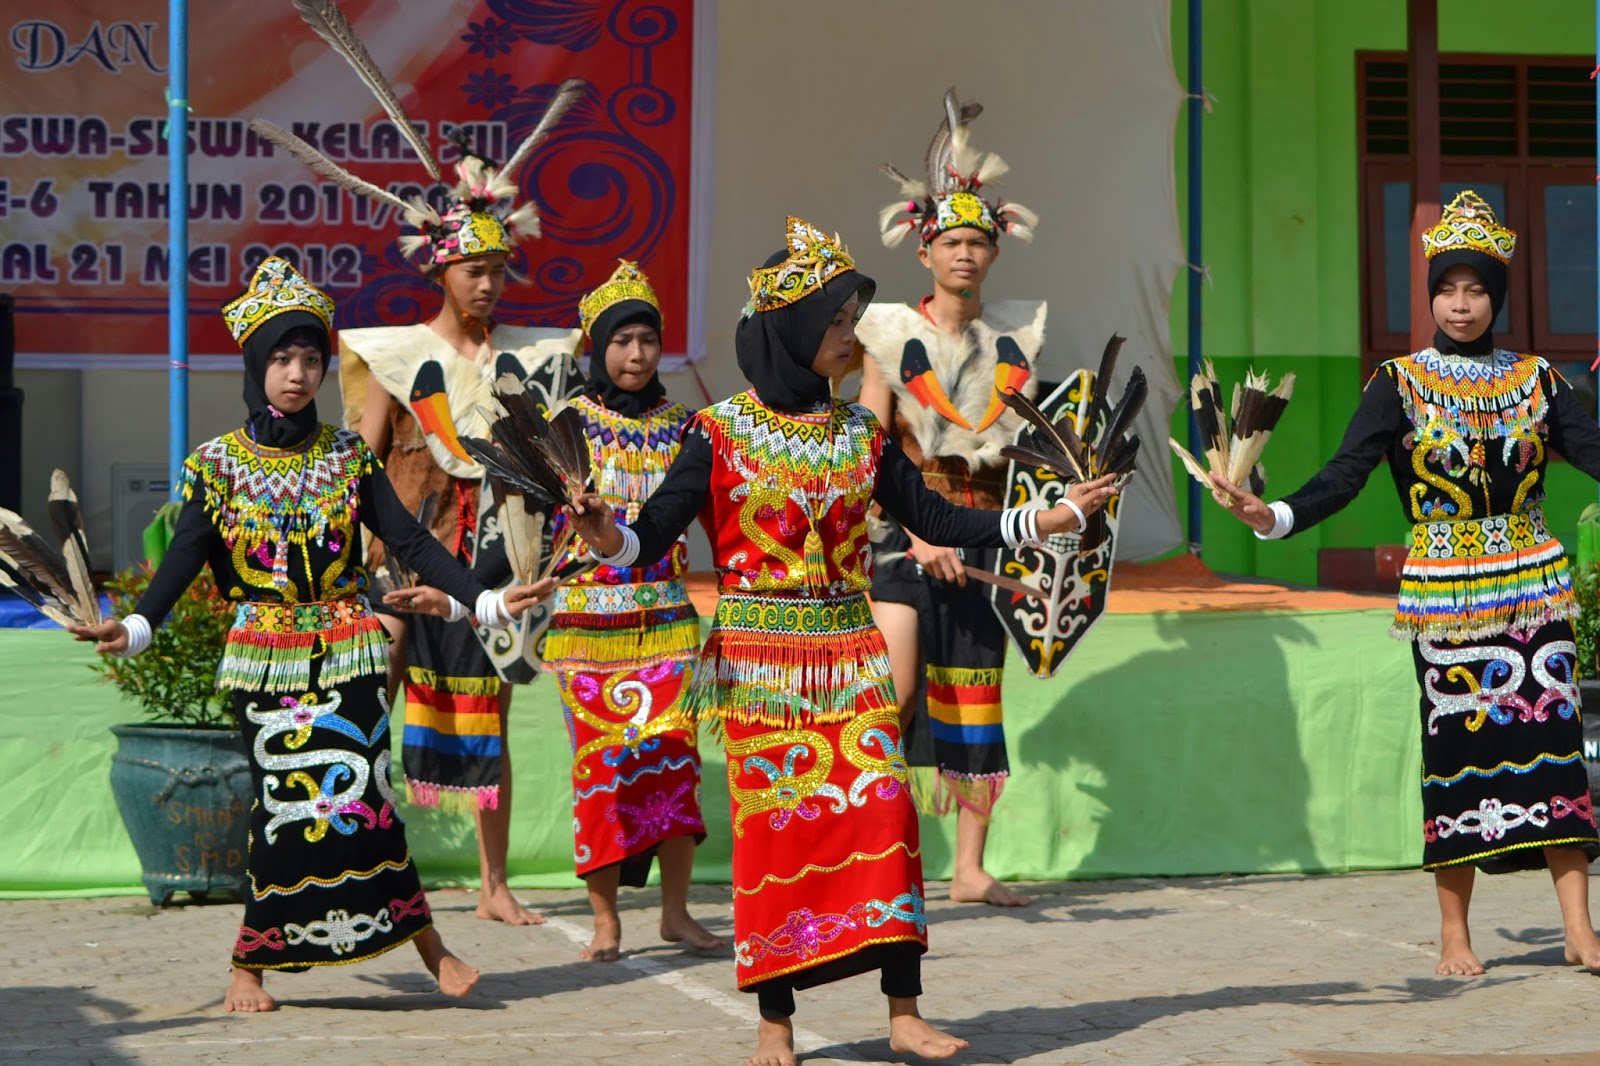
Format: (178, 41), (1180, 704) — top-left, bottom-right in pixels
(744, 216), (857, 316)
(1422, 190), (1517, 264)
(578, 260), (661, 339)
(221, 256), (335, 347)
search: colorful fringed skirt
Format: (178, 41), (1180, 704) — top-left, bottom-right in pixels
(696, 592), (929, 990)
(545, 587), (706, 883)
(1395, 512), (1599, 871)
(227, 602), (431, 970)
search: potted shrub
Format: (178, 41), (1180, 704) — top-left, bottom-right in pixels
(93, 562), (251, 906)
(1571, 556), (1600, 810)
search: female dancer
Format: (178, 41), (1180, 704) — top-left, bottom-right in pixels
(70, 258), (550, 1010)
(541, 260), (721, 960)
(568, 217), (1116, 1064)
(1212, 192), (1600, 976)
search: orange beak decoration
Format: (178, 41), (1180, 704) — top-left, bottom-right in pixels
(408, 361), (475, 464)
(974, 335), (1032, 431)
(899, 338), (973, 429)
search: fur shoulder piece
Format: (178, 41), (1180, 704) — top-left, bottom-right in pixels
(857, 300), (1047, 467)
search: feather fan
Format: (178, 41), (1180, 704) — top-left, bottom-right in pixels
(290, 0), (439, 179)
(0, 471), (100, 627)
(48, 469), (100, 625)
(997, 334), (1147, 551)
(459, 374), (591, 510)
(369, 491), (438, 598)
(1167, 361), (1296, 503)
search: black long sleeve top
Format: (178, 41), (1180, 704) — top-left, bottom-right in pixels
(622, 422), (1008, 573)
(133, 427), (485, 627)
(1279, 353), (1600, 534)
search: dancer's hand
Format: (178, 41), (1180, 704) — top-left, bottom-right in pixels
(1208, 473), (1275, 533)
(68, 619), (127, 655)
(565, 494), (622, 556)
(503, 577), (560, 617)
(908, 534), (965, 586)
(383, 585), (455, 617)
(1038, 474), (1120, 536)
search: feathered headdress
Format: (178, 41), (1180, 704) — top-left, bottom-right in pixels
(253, 0), (585, 273)
(877, 88), (1038, 249)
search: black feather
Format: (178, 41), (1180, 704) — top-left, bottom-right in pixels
(998, 388), (1089, 481)
(1093, 367), (1147, 474)
(1086, 333), (1125, 439)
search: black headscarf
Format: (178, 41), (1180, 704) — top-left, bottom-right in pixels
(735, 250), (876, 412)
(242, 311), (330, 449)
(583, 299), (666, 418)
(1426, 248), (1507, 357)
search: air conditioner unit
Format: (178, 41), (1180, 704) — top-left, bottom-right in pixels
(111, 463), (173, 574)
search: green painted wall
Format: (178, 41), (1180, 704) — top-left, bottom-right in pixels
(1169, 0), (1595, 583)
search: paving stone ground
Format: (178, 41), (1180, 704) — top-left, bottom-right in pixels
(5, 870), (1600, 1065)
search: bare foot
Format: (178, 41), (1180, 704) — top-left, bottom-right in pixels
(416, 928), (481, 996)
(222, 967), (276, 1012)
(950, 871), (1031, 907)
(745, 1017), (796, 1066)
(1564, 928), (1600, 971)
(1435, 929), (1486, 976)
(475, 882), (546, 926)
(580, 910), (622, 962)
(888, 1012), (969, 1059)
(661, 911), (726, 953)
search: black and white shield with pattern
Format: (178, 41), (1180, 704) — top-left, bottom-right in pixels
(986, 372), (1120, 678)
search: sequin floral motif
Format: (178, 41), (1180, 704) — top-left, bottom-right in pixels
(734, 885), (927, 968)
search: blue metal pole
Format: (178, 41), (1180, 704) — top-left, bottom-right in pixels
(1186, 0), (1204, 553)
(167, 0), (188, 499)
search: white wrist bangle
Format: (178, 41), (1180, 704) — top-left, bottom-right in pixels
(474, 589), (513, 629)
(1062, 498), (1087, 533)
(445, 596), (469, 623)
(119, 614), (152, 657)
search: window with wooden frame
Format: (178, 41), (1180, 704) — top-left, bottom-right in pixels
(1357, 53), (1596, 412)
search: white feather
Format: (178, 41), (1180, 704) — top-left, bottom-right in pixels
(878, 200), (911, 235)
(1000, 202), (1039, 229)
(881, 221), (914, 249)
(503, 202), (541, 239)
(976, 151), (1010, 186)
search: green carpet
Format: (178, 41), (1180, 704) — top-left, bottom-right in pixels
(0, 607), (1420, 897)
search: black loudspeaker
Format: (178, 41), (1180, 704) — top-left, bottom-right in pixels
(0, 294), (21, 511)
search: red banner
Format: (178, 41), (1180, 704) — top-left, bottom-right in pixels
(1, 1), (694, 361)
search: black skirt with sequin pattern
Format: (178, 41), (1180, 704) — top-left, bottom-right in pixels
(1414, 619), (1600, 872)
(230, 667), (430, 970)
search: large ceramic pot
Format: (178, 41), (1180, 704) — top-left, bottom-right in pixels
(108, 724), (252, 906)
(1579, 680), (1600, 813)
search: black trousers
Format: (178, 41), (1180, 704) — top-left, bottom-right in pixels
(752, 942), (923, 1020)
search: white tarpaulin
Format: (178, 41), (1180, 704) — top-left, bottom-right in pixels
(698, 0), (1186, 560)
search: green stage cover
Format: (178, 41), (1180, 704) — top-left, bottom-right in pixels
(0, 608), (1421, 898)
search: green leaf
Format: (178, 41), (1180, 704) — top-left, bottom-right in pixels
(89, 562), (237, 729)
